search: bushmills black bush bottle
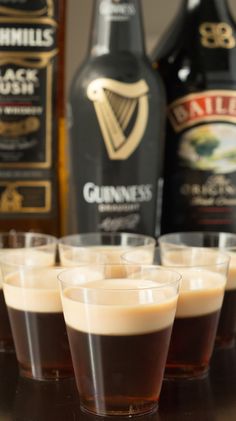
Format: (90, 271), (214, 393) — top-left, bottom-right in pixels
(0, 0), (67, 236)
(69, 0), (165, 235)
(153, 0), (236, 234)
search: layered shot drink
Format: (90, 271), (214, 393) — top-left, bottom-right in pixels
(59, 265), (180, 417)
(159, 247), (229, 378)
(166, 268), (226, 378)
(159, 232), (236, 348)
(2, 263), (73, 380)
(0, 232), (56, 352)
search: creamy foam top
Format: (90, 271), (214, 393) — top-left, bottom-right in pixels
(0, 249), (55, 290)
(60, 245), (152, 266)
(62, 278), (178, 335)
(85, 246), (132, 263)
(176, 269), (226, 318)
(122, 248), (154, 264)
(3, 267), (63, 313)
(59, 248), (106, 266)
(162, 248), (227, 267)
(0, 248), (55, 265)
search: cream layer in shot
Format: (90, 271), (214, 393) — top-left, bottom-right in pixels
(61, 245), (153, 266)
(3, 268), (63, 313)
(62, 278), (178, 336)
(0, 249), (55, 290)
(176, 269), (226, 318)
(91, 246), (154, 263)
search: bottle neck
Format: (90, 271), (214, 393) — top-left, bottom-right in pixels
(185, 0), (232, 20)
(89, 0), (145, 56)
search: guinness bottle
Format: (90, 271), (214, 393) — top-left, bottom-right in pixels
(69, 0), (165, 235)
(0, 0), (67, 236)
(153, 0), (236, 234)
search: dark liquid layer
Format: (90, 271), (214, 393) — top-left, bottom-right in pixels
(67, 325), (172, 416)
(0, 290), (13, 352)
(216, 289), (236, 347)
(166, 310), (220, 378)
(8, 307), (73, 380)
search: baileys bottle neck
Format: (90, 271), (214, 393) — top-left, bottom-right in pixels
(89, 0), (145, 56)
(156, 0), (236, 68)
(184, 0), (233, 20)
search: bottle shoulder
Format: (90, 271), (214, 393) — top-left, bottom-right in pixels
(156, 44), (236, 99)
(154, 6), (236, 97)
(70, 52), (164, 94)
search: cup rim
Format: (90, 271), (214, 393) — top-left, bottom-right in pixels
(122, 246), (230, 269)
(57, 264), (182, 292)
(0, 231), (58, 244)
(158, 247), (230, 269)
(0, 249), (56, 269)
(158, 231), (236, 248)
(1, 266), (64, 291)
(59, 232), (156, 246)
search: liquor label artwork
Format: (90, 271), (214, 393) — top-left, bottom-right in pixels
(87, 78), (149, 160)
(169, 90), (236, 173)
(199, 22), (236, 49)
(0, 0), (59, 215)
(168, 90), (236, 219)
(178, 123), (236, 174)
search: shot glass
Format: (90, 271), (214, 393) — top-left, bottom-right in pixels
(59, 232), (155, 263)
(1, 256), (73, 381)
(0, 232), (57, 353)
(158, 244), (229, 379)
(159, 232), (236, 348)
(59, 264), (180, 417)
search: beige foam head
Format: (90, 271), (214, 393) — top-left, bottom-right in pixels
(0, 248), (55, 290)
(176, 268), (226, 317)
(162, 248), (227, 267)
(3, 267), (64, 313)
(62, 277), (178, 336)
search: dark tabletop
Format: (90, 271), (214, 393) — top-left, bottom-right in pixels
(1, 345), (236, 421)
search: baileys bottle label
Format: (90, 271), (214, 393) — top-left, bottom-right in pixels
(168, 90), (236, 226)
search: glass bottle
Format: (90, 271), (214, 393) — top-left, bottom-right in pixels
(0, 0), (67, 236)
(69, 0), (165, 235)
(153, 0), (236, 234)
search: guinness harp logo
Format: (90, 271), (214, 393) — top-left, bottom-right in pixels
(87, 78), (149, 160)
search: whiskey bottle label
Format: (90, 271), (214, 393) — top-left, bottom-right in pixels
(0, 181), (51, 213)
(0, 0), (59, 215)
(168, 90), (236, 229)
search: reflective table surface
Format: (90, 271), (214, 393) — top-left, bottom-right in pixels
(1, 345), (236, 421)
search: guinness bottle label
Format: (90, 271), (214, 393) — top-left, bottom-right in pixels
(87, 78), (149, 160)
(99, 0), (136, 22)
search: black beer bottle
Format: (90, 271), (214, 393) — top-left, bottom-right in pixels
(69, 0), (165, 235)
(153, 0), (236, 234)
